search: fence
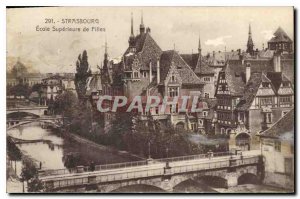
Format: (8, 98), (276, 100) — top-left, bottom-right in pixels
(44, 156), (260, 189)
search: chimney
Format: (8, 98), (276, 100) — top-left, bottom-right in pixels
(146, 27), (151, 33)
(157, 58), (160, 84)
(213, 51), (215, 58)
(240, 54), (245, 65)
(149, 60), (153, 83)
(246, 63), (251, 82)
(273, 52), (281, 72)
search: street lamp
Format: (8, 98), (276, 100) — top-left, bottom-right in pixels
(166, 147), (169, 158)
(148, 141), (151, 159)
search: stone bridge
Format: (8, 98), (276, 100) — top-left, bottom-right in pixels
(7, 106), (48, 117)
(40, 151), (264, 192)
(6, 116), (64, 129)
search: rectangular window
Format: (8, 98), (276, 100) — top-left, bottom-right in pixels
(260, 97), (273, 106)
(274, 140), (281, 152)
(168, 87), (179, 97)
(191, 123), (197, 131)
(171, 75), (175, 82)
(221, 128), (225, 134)
(284, 158), (293, 176)
(266, 113), (272, 123)
(133, 72), (139, 78)
(155, 107), (159, 115)
(279, 96), (291, 104)
(203, 111), (208, 117)
(205, 93), (210, 99)
(204, 77), (210, 82)
(142, 72), (147, 78)
(282, 82), (289, 87)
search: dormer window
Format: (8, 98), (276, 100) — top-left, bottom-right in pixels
(204, 77), (210, 82)
(282, 82), (289, 87)
(262, 83), (269, 88)
(171, 75), (175, 82)
(168, 87), (179, 97)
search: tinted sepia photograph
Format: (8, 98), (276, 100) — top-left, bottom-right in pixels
(6, 7), (294, 193)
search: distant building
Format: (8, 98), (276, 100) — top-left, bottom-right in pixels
(41, 75), (63, 104)
(215, 52), (294, 151)
(268, 27), (293, 53)
(259, 108), (294, 190)
(7, 61), (45, 86)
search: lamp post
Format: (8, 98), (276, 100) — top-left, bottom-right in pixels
(166, 147), (169, 158)
(148, 141), (151, 159)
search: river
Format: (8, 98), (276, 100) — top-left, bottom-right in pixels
(7, 122), (288, 193)
(7, 122), (139, 176)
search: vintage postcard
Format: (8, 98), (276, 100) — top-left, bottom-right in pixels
(6, 7), (294, 193)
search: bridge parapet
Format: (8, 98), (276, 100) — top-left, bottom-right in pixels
(41, 154), (262, 192)
(39, 151), (232, 178)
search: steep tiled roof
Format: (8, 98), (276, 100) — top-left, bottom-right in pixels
(124, 32), (162, 70)
(194, 63), (215, 75)
(180, 53), (200, 70)
(258, 49), (275, 58)
(281, 59), (294, 84)
(266, 72), (291, 92)
(268, 27), (293, 43)
(236, 73), (270, 111)
(260, 108), (294, 139)
(223, 58), (273, 97)
(223, 61), (246, 96)
(159, 50), (203, 85)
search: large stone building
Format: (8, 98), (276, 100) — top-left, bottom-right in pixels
(90, 13), (206, 132)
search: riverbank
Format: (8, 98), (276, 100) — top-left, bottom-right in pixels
(64, 131), (145, 161)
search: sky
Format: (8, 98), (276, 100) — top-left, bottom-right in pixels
(6, 7), (294, 73)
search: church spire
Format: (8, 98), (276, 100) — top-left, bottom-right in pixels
(103, 37), (108, 71)
(104, 36), (108, 56)
(198, 34), (202, 54)
(246, 23), (254, 56)
(129, 12), (135, 51)
(130, 12), (134, 37)
(140, 11), (145, 34)
(196, 34), (202, 69)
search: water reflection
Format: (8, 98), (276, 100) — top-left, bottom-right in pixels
(7, 123), (137, 170)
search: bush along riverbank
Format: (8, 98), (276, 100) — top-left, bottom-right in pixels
(7, 137), (44, 193)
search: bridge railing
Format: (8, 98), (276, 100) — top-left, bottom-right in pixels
(43, 156), (260, 190)
(39, 152), (233, 177)
(39, 160), (148, 177)
(154, 151), (233, 163)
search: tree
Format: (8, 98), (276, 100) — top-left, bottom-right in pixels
(20, 158), (44, 192)
(7, 137), (22, 175)
(52, 91), (79, 117)
(27, 176), (44, 192)
(75, 50), (91, 104)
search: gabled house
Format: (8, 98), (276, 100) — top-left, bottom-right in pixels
(259, 108), (294, 190)
(215, 51), (294, 151)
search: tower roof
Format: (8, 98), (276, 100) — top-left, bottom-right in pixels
(247, 24), (254, 47)
(268, 27), (292, 43)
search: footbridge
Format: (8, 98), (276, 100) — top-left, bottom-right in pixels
(7, 106), (48, 117)
(40, 150), (264, 192)
(6, 116), (64, 129)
